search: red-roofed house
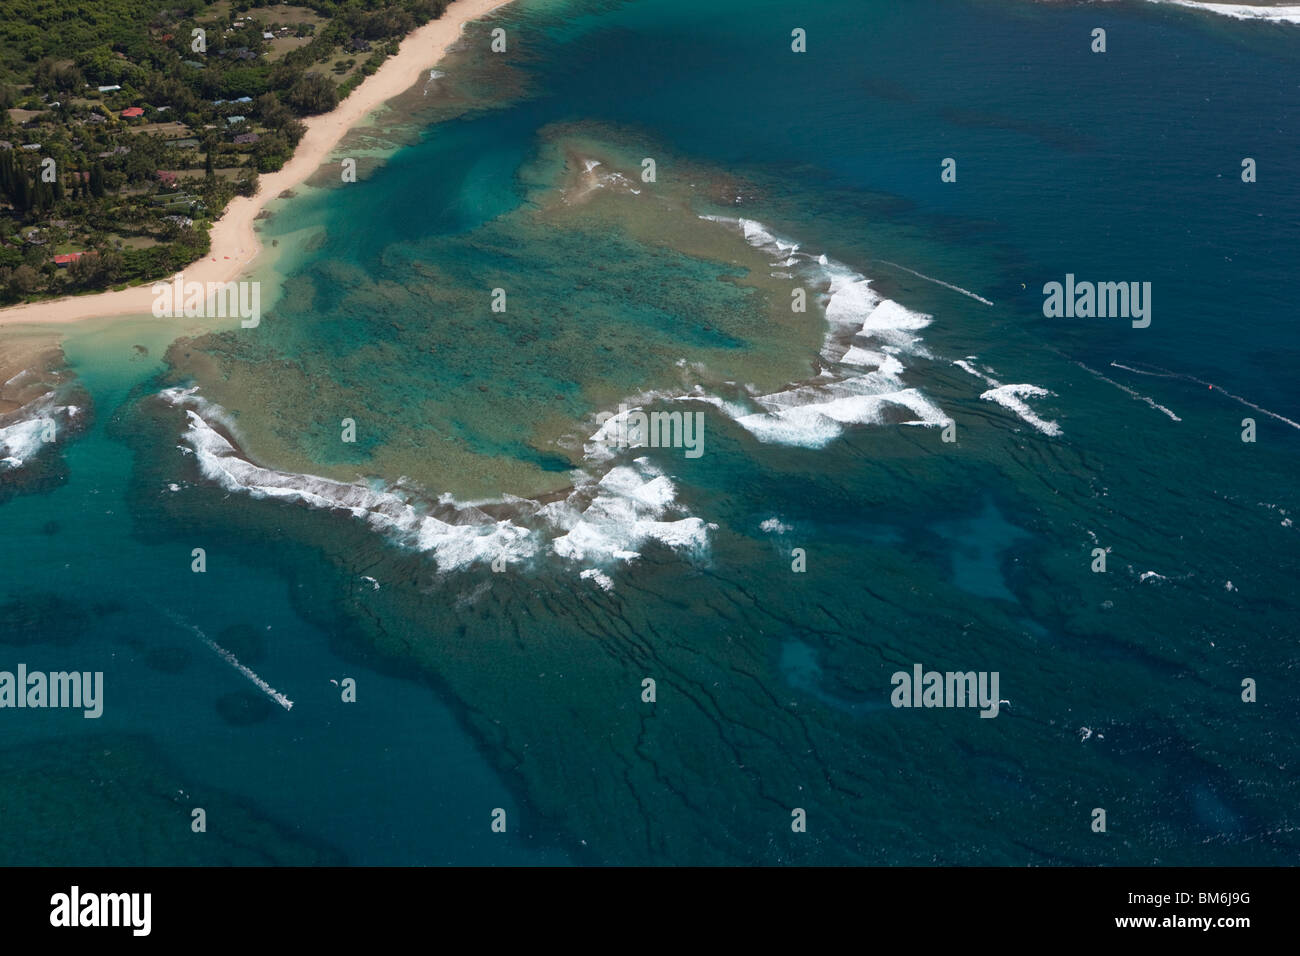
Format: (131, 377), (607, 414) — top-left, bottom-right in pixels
(121, 107), (144, 118)
(53, 252), (87, 267)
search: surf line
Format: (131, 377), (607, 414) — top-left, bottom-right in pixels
(166, 611), (294, 711)
(876, 260), (994, 306)
(1111, 362), (1300, 431)
(1073, 361), (1181, 422)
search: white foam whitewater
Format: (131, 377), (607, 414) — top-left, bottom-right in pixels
(0, 390), (78, 470)
(1146, 1), (1300, 24)
(422, 69), (446, 95)
(159, 387), (712, 586)
(691, 215), (951, 448)
(953, 358), (1063, 436)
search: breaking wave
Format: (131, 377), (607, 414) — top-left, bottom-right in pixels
(0, 391), (81, 471)
(158, 386), (713, 587)
(953, 358), (1063, 436)
(688, 215), (951, 448)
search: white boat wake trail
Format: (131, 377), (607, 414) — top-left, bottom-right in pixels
(1111, 362), (1300, 430)
(166, 611), (294, 711)
(1074, 361), (1181, 422)
(876, 259), (995, 307)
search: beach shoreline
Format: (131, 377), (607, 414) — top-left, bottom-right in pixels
(0, 0), (515, 329)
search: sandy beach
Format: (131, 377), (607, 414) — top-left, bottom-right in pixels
(0, 0), (514, 328)
(0, 329), (66, 412)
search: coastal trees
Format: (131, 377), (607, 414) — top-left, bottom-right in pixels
(252, 131), (293, 173)
(88, 163), (106, 200)
(0, 150), (29, 211)
(354, 7), (416, 41)
(285, 72), (338, 115)
(66, 250), (124, 289)
(141, 76), (201, 116)
(6, 265), (39, 298)
(75, 46), (145, 87)
(254, 93), (295, 133)
(407, 0), (451, 21)
(220, 66), (271, 101)
(0, 0), (459, 303)
(236, 169), (259, 197)
(30, 177), (61, 214)
(33, 59), (86, 94)
(0, 0), (202, 75)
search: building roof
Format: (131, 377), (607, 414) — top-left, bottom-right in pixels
(121, 107), (145, 118)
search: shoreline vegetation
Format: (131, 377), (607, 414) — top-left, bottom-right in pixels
(0, 0), (515, 328)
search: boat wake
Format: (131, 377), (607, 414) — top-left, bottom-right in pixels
(166, 611), (294, 711)
(1073, 361), (1181, 422)
(1111, 362), (1299, 430)
(876, 259), (995, 307)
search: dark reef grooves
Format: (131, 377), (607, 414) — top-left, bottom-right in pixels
(116, 386), (1300, 865)
(0, 733), (344, 866)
